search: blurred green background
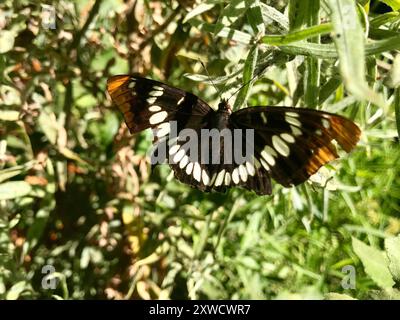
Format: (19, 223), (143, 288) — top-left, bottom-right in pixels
(0, 0), (400, 299)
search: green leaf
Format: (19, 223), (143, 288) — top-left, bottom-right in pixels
(245, 0), (265, 35)
(379, 0), (400, 10)
(6, 281), (27, 300)
(325, 292), (356, 300)
(26, 207), (52, 250)
(352, 237), (395, 288)
(260, 3), (288, 31)
(385, 236), (400, 282)
(0, 86), (21, 105)
(370, 11), (399, 28)
(395, 89), (400, 141)
(0, 161), (36, 183)
(38, 109), (59, 145)
(326, 0), (385, 108)
(262, 23), (332, 45)
(88, 110), (119, 147)
(183, 3), (215, 23)
(191, 20), (252, 44)
(233, 45), (258, 110)
(386, 54), (400, 88)
(80, 247), (91, 269)
(217, 0), (245, 26)
(369, 288), (400, 300)
(8, 214), (21, 228)
(0, 110), (19, 121)
(279, 35), (400, 59)
(0, 30), (15, 54)
(59, 147), (89, 166)
(0, 181), (32, 200)
(193, 214), (212, 258)
(288, 0), (307, 30)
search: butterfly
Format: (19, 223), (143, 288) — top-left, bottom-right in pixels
(107, 75), (361, 195)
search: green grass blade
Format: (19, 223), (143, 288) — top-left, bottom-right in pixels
(395, 88), (400, 141)
(379, 0), (400, 10)
(261, 23), (332, 45)
(183, 2), (216, 23)
(279, 35), (400, 58)
(245, 0), (265, 35)
(260, 3), (288, 31)
(233, 45), (258, 110)
(304, 0), (321, 109)
(326, 0), (385, 108)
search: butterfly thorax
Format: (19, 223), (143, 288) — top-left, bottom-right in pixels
(211, 99), (231, 130)
(217, 99), (232, 114)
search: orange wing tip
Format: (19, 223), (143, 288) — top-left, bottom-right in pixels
(331, 117), (362, 153)
(107, 75), (130, 95)
(305, 144), (338, 176)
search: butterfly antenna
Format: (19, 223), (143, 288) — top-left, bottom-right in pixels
(199, 60), (222, 99)
(226, 72), (261, 103)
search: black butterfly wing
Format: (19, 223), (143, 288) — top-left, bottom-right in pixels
(229, 106), (361, 189)
(107, 75), (215, 189)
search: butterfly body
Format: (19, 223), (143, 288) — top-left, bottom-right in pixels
(107, 75), (361, 195)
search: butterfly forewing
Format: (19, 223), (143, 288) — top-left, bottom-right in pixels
(107, 75), (213, 134)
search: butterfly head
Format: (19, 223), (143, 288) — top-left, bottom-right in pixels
(217, 99), (232, 114)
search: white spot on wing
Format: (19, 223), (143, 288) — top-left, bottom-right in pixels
(246, 161), (255, 176)
(202, 170), (210, 186)
(179, 155), (189, 169)
(177, 97), (184, 106)
(232, 168), (240, 184)
(281, 133), (295, 144)
(149, 111), (168, 124)
(186, 162), (194, 175)
(261, 146), (276, 166)
(260, 158), (270, 171)
(173, 149), (185, 163)
(152, 85), (164, 91)
(214, 170), (225, 187)
(147, 97), (157, 104)
(261, 113), (267, 123)
(193, 162), (201, 182)
(238, 165), (248, 182)
(272, 135), (290, 157)
(155, 122), (170, 137)
(286, 112), (299, 118)
(291, 125), (302, 136)
(169, 144), (180, 155)
(285, 114), (301, 127)
(322, 118), (330, 129)
(224, 172), (231, 185)
(128, 82), (136, 89)
(149, 105), (161, 112)
(149, 90), (164, 97)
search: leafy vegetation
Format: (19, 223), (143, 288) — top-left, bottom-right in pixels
(0, 0), (399, 299)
